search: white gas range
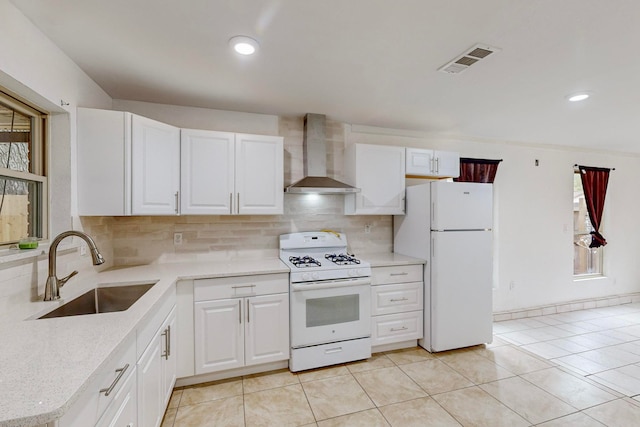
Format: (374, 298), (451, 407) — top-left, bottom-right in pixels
(279, 231), (372, 372)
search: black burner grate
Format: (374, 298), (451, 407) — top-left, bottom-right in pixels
(325, 253), (361, 265)
(289, 255), (321, 268)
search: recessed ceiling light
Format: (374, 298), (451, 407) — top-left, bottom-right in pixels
(229, 36), (259, 55)
(567, 92), (591, 102)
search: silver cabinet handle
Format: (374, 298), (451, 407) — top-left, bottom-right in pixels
(229, 193), (233, 214)
(390, 326), (409, 332)
(161, 325), (171, 359)
(237, 192), (240, 214)
(167, 324), (171, 357)
(238, 299), (242, 324)
(325, 347), (343, 354)
(390, 272), (408, 276)
(390, 297), (409, 302)
(99, 363), (129, 396)
(232, 285), (256, 289)
(174, 191), (179, 214)
(435, 157), (440, 174)
(246, 299), (250, 323)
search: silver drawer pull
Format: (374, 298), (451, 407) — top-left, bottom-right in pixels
(390, 272), (408, 276)
(390, 326), (409, 332)
(99, 363), (129, 396)
(325, 347), (343, 354)
(232, 285), (256, 289)
(390, 297), (409, 302)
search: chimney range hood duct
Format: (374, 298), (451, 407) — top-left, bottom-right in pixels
(285, 113), (360, 194)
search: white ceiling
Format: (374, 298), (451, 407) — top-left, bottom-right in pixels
(10, 0), (640, 153)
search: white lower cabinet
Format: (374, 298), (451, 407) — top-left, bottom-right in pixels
(371, 265), (424, 347)
(56, 287), (178, 427)
(137, 306), (177, 427)
(194, 274), (289, 375)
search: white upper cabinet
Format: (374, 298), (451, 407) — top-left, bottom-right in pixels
(78, 108), (283, 216)
(344, 143), (406, 215)
(180, 130), (283, 215)
(405, 147), (460, 178)
(131, 115), (180, 215)
(180, 129), (235, 215)
(77, 108), (180, 216)
(235, 133), (283, 215)
(77, 108), (132, 216)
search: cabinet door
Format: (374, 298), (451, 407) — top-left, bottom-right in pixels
(405, 147), (435, 176)
(77, 108), (131, 216)
(160, 308), (177, 409)
(347, 144), (405, 215)
(194, 299), (244, 374)
(131, 115), (180, 215)
(180, 129), (235, 214)
(434, 150), (460, 177)
(235, 134), (284, 214)
(137, 335), (163, 427)
(245, 293), (289, 366)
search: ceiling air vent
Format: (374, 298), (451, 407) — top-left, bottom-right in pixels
(438, 44), (501, 74)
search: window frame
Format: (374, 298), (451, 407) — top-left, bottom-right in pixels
(0, 89), (48, 247)
(573, 170), (603, 278)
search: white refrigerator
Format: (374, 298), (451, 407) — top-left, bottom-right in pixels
(394, 181), (493, 352)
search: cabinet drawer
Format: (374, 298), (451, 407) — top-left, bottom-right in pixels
(95, 365), (137, 427)
(372, 282), (423, 315)
(371, 265), (422, 285)
(60, 335), (136, 427)
(96, 337), (137, 420)
(194, 273), (288, 301)
(371, 311), (423, 346)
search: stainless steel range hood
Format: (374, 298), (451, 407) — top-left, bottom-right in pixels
(285, 114), (360, 194)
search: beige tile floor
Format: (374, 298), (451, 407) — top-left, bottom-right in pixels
(162, 302), (640, 426)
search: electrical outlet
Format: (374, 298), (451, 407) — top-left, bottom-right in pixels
(364, 224), (372, 234)
(80, 244), (87, 256)
(174, 232), (183, 245)
(509, 280), (516, 290)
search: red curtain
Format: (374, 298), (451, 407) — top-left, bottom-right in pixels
(578, 165), (611, 248)
(454, 158), (502, 183)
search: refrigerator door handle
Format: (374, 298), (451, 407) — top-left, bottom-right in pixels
(432, 201), (436, 227)
(431, 236), (435, 258)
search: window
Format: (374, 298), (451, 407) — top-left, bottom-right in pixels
(0, 89), (47, 246)
(573, 171), (602, 276)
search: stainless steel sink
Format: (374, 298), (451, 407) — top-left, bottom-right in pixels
(38, 283), (156, 319)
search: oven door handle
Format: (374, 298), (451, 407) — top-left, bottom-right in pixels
(291, 277), (371, 291)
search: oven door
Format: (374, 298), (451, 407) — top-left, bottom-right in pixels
(290, 278), (371, 348)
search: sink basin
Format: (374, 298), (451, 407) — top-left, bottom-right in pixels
(38, 283), (156, 319)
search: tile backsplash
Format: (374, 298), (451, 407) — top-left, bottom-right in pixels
(82, 195), (391, 266)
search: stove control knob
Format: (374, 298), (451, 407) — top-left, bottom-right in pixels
(302, 273), (310, 281)
(348, 269), (357, 277)
(312, 272), (320, 280)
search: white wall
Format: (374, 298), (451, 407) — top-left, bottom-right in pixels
(347, 127), (640, 312)
(0, 0), (113, 311)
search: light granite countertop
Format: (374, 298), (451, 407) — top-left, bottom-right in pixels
(361, 251), (426, 267)
(0, 253), (423, 427)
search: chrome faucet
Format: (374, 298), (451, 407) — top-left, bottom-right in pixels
(44, 230), (105, 301)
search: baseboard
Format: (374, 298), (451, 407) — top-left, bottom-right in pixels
(371, 340), (418, 354)
(493, 292), (640, 322)
(175, 360), (289, 387)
